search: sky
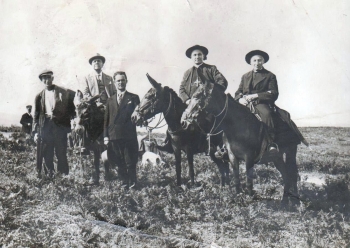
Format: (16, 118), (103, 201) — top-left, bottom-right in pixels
(0, 0), (349, 130)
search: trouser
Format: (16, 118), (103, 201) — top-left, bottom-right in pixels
(255, 104), (275, 144)
(108, 138), (138, 185)
(40, 118), (69, 175)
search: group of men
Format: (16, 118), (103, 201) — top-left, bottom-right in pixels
(22, 45), (303, 186)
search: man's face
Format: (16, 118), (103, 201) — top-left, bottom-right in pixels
(250, 55), (265, 71)
(115, 74), (127, 91)
(191, 50), (204, 65)
(27, 108), (32, 114)
(92, 59), (104, 71)
(41, 75), (53, 87)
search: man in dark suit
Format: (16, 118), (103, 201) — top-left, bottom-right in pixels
(179, 45), (228, 104)
(32, 70), (75, 178)
(104, 71), (140, 187)
(20, 105), (33, 145)
(84, 53), (117, 105)
(235, 50), (279, 152)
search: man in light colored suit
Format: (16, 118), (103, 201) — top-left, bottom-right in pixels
(84, 53), (117, 106)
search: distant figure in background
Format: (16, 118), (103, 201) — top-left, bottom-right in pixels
(20, 105), (33, 145)
(104, 71), (140, 188)
(32, 70), (75, 178)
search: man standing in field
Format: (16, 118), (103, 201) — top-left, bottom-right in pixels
(32, 70), (75, 178)
(20, 105), (33, 145)
(104, 71), (140, 188)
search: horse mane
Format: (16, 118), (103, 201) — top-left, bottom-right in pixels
(163, 86), (187, 113)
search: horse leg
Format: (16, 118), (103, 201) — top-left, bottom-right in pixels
(174, 148), (182, 186)
(209, 145), (227, 187)
(245, 157), (255, 196)
(283, 145), (300, 205)
(186, 147), (195, 186)
(232, 156), (240, 193)
(93, 146), (100, 184)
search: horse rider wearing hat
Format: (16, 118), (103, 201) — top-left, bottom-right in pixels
(32, 70), (76, 178)
(159, 45), (228, 154)
(179, 45), (228, 104)
(20, 105), (33, 145)
(235, 50), (308, 153)
(84, 53), (117, 105)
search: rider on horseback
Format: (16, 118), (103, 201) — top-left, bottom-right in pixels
(235, 50), (308, 153)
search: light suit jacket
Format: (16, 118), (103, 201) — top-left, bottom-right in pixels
(84, 72), (117, 100)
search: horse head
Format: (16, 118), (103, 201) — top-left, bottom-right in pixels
(181, 82), (218, 130)
(131, 74), (166, 126)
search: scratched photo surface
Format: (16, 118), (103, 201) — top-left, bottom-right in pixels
(0, 1), (349, 247)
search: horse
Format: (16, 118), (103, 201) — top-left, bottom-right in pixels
(181, 82), (303, 204)
(131, 74), (230, 187)
(73, 90), (109, 184)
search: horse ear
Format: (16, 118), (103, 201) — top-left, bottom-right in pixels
(146, 73), (162, 90)
(74, 90), (83, 106)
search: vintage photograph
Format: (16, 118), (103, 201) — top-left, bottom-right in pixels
(0, 0), (349, 247)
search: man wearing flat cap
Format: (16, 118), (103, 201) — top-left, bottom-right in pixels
(32, 70), (75, 178)
(235, 50), (308, 152)
(84, 53), (116, 105)
(20, 105), (33, 145)
(179, 45), (228, 104)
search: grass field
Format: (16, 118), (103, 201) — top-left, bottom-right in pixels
(0, 127), (349, 247)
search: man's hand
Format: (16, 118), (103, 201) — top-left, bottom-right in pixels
(238, 98), (248, 106)
(245, 94), (258, 102)
(34, 133), (38, 143)
(185, 99), (191, 105)
(104, 137), (109, 146)
(28, 123), (31, 126)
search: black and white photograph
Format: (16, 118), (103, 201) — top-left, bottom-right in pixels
(0, 0), (349, 247)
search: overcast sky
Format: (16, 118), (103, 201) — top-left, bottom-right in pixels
(0, 0), (349, 128)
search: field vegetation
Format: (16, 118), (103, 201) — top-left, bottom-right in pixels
(0, 127), (349, 247)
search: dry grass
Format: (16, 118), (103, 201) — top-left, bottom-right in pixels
(0, 127), (349, 247)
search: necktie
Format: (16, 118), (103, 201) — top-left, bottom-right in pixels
(97, 75), (101, 84)
(118, 93), (122, 104)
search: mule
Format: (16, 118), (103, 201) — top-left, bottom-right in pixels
(73, 90), (109, 184)
(131, 74), (230, 186)
(181, 82), (303, 203)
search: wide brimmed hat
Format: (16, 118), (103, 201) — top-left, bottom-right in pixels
(245, 50), (269, 64)
(185, 45), (209, 58)
(39, 70), (53, 80)
(89, 53), (106, 64)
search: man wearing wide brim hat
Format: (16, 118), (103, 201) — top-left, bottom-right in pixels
(32, 69), (76, 178)
(83, 53), (116, 106)
(235, 50), (308, 153)
(179, 45), (228, 104)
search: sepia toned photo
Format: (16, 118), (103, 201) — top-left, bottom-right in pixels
(0, 0), (349, 247)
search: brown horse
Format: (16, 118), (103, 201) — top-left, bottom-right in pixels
(73, 90), (108, 184)
(131, 74), (230, 186)
(181, 82), (302, 204)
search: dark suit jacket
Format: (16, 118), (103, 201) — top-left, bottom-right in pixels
(84, 72), (117, 100)
(33, 85), (76, 136)
(104, 91), (140, 140)
(179, 63), (228, 102)
(20, 113), (33, 134)
(235, 68), (279, 104)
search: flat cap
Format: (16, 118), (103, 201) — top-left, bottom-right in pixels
(39, 70), (53, 80)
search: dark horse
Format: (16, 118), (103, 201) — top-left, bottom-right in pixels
(131, 74), (229, 186)
(73, 90), (108, 183)
(181, 82), (307, 203)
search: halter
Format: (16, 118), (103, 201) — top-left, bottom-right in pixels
(137, 92), (173, 132)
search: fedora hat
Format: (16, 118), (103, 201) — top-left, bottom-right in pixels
(38, 70), (53, 80)
(185, 45), (209, 58)
(89, 53), (106, 64)
(245, 50), (269, 64)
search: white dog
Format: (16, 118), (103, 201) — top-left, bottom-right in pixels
(141, 152), (165, 167)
